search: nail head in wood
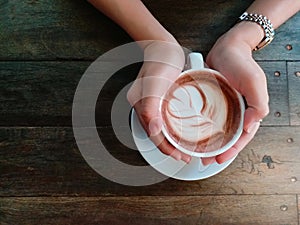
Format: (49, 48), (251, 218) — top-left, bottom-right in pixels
(274, 111), (281, 117)
(285, 44), (292, 50)
(274, 71), (280, 77)
(280, 205), (288, 211)
(290, 177), (297, 182)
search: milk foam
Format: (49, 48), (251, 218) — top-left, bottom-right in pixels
(165, 81), (227, 143)
(161, 70), (241, 153)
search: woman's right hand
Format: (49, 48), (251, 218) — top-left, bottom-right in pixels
(202, 22), (270, 165)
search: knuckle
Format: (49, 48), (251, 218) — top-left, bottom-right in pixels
(126, 87), (136, 106)
(258, 105), (269, 118)
(251, 72), (263, 80)
(139, 108), (154, 123)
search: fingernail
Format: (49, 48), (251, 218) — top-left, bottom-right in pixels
(149, 118), (162, 136)
(149, 124), (160, 136)
(216, 147), (237, 164)
(182, 155), (192, 164)
(216, 157), (224, 164)
(246, 122), (259, 134)
(202, 157), (216, 166)
(172, 153), (181, 161)
(216, 156), (227, 164)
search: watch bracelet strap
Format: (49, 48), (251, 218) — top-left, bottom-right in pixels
(239, 12), (275, 51)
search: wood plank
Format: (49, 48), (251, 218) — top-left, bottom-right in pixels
(257, 61), (289, 126)
(0, 0), (132, 60)
(253, 12), (300, 61)
(0, 61), (87, 126)
(0, 61), (289, 126)
(288, 62), (300, 125)
(144, 1), (300, 61)
(1, 126), (300, 196)
(0, 61), (139, 126)
(1, 0), (299, 60)
(298, 195), (300, 225)
(142, 0), (252, 57)
(0, 195), (297, 225)
(220, 126), (300, 195)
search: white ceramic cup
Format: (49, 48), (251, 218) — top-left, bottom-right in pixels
(160, 52), (245, 159)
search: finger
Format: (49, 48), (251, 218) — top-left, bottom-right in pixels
(140, 96), (183, 158)
(139, 96), (163, 135)
(155, 136), (192, 163)
(201, 157), (216, 166)
(216, 121), (260, 164)
(141, 64), (181, 98)
(237, 60), (269, 132)
(127, 77), (142, 107)
(148, 120), (192, 163)
(135, 98), (192, 163)
(244, 107), (265, 133)
(127, 66), (180, 107)
(151, 133), (181, 160)
(134, 98), (163, 139)
(148, 129), (192, 163)
(243, 100), (268, 134)
(148, 116), (163, 136)
(127, 62), (166, 107)
(208, 53), (269, 131)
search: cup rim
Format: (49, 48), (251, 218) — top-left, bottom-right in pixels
(160, 68), (245, 158)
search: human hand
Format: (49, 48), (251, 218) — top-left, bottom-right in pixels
(127, 41), (192, 163)
(203, 24), (269, 165)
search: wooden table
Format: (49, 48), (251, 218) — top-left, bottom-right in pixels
(1, 0), (300, 224)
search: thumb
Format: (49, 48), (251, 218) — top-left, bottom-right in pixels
(244, 106), (269, 134)
(236, 59), (269, 133)
(139, 96), (163, 137)
(148, 115), (163, 137)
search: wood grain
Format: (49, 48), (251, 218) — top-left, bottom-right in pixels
(253, 12), (300, 61)
(0, 61), (289, 127)
(1, 0), (300, 224)
(1, 0), (299, 60)
(0, 61), (139, 126)
(0, 195), (297, 225)
(257, 61), (289, 126)
(1, 126), (300, 196)
(288, 62), (300, 125)
(0, 0), (132, 60)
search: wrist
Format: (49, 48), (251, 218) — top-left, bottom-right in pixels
(226, 21), (265, 51)
(144, 32), (178, 46)
(143, 40), (185, 70)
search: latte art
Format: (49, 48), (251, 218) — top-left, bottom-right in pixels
(161, 70), (241, 153)
(165, 81), (227, 142)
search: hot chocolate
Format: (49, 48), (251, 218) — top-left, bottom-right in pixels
(161, 69), (242, 154)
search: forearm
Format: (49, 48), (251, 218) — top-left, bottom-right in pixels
(230, 0), (300, 50)
(247, 0), (300, 29)
(87, 0), (176, 43)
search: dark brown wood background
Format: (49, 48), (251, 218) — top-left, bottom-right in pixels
(1, 0), (300, 224)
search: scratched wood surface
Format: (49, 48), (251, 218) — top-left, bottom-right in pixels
(288, 62), (300, 126)
(0, 196), (297, 225)
(0, 0), (299, 60)
(0, 0), (300, 224)
(0, 61), (289, 127)
(1, 126), (300, 197)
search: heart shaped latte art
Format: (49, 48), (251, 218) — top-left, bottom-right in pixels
(161, 70), (241, 153)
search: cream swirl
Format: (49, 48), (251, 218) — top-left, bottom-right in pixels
(161, 70), (241, 153)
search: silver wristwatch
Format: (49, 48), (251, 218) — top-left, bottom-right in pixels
(239, 12), (275, 51)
